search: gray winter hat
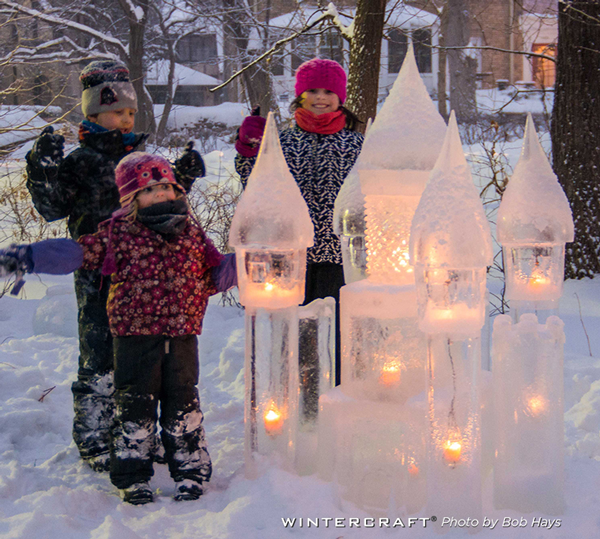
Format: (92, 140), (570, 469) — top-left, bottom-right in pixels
(80, 60), (138, 117)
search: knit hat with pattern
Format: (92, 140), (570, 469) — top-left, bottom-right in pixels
(294, 58), (347, 104)
(115, 152), (183, 207)
(80, 60), (138, 117)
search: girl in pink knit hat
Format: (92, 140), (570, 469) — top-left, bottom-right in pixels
(235, 58), (364, 385)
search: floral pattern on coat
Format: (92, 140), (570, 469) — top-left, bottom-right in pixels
(79, 218), (222, 337)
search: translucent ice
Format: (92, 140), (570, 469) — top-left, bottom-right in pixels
(410, 111), (493, 269)
(492, 313), (565, 514)
(229, 112), (314, 250)
(498, 113), (574, 245)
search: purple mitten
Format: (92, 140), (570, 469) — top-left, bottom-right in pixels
(211, 253), (237, 292)
(235, 115), (267, 158)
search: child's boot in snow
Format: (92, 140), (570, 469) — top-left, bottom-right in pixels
(174, 479), (203, 501)
(121, 481), (153, 505)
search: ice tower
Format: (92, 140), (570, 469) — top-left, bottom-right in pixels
(497, 113), (574, 321)
(318, 47), (446, 514)
(411, 112), (493, 525)
(229, 112), (314, 477)
(492, 114), (572, 514)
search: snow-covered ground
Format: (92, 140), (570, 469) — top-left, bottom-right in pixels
(1, 103), (599, 538)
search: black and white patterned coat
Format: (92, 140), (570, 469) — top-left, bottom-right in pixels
(235, 125), (364, 264)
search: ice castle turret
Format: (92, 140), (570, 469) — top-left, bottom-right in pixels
(497, 113), (574, 315)
(410, 112), (492, 526)
(230, 112), (314, 477)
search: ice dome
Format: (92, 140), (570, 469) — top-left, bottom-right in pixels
(359, 44), (446, 172)
(229, 112), (314, 249)
(410, 112), (493, 268)
(497, 113), (574, 245)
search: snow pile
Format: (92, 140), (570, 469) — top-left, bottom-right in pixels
(360, 45), (447, 172)
(0, 107), (57, 148)
(154, 102), (247, 129)
(410, 112), (493, 268)
(498, 113), (574, 244)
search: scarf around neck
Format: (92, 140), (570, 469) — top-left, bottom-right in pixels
(137, 198), (189, 239)
(295, 108), (346, 135)
(79, 119), (137, 147)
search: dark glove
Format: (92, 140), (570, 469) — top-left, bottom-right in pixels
(174, 141), (205, 182)
(30, 126), (65, 168)
(0, 244), (33, 295)
(211, 253), (237, 293)
(235, 106), (266, 158)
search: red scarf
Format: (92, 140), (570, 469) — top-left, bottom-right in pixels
(295, 108), (346, 135)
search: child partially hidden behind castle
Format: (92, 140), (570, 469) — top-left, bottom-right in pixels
(0, 152), (236, 504)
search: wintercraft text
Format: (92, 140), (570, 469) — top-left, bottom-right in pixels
(281, 517), (431, 528)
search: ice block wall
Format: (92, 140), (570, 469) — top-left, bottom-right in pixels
(492, 314), (565, 514)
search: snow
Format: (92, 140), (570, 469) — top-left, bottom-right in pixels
(146, 61), (221, 87)
(360, 45), (447, 172)
(154, 102), (247, 129)
(498, 113), (574, 244)
(0, 107), (60, 148)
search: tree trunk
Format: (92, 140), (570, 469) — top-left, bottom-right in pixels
(345, 0), (386, 131)
(437, 9), (448, 120)
(119, 0), (154, 137)
(446, 0), (476, 121)
(551, 1), (600, 279)
(223, 0), (278, 119)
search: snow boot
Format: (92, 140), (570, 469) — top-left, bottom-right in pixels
(121, 482), (154, 505)
(173, 479), (203, 501)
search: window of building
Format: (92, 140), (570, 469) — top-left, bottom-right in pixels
(318, 29), (344, 66)
(291, 35), (316, 71)
(177, 34), (218, 64)
(388, 28), (408, 74)
(413, 28), (432, 73)
(270, 47), (285, 76)
(532, 43), (556, 88)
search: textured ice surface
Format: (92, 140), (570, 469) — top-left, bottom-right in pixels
(492, 313), (565, 514)
(229, 112), (314, 249)
(359, 45), (446, 172)
(410, 112), (493, 269)
(498, 113), (574, 245)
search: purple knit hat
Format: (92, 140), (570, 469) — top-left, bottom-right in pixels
(115, 152), (182, 207)
(295, 58), (347, 104)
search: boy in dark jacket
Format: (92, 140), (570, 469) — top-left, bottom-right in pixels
(25, 60), (205, 472)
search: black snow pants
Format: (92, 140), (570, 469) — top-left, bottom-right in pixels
(71, 268), (115, 461)
(110, 334), (212, 489)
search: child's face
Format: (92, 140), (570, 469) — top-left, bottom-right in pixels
(300, 88), (340, 115)
(89, 108), (136, 134)
(136, 183), (177, 209)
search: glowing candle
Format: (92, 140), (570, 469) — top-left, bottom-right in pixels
(408, 462), (420, 476)
(443, 440), (462, 465)
(526, 395), (546, 417)
(264, 403), (284, 436)
(528, 272), (550, 290)
(379, 360), (402, 386)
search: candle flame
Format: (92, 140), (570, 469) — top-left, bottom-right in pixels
(264, 282), (274, 292)
(443, 439), (462, 465)
(526, 395), (547, 417)
(379, 360), (402, 386)
(264, 402), (284, 436)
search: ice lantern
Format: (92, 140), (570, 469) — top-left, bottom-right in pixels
(341, 45), (447, 397)
(497, 113), (574, 310)
(229, 112), (314, 477)
(410, 112), (493, 525)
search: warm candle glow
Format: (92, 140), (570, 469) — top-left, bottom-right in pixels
(264, 403), (284, 436)
(379, 360), (402, 386)
(526, 395), (547, 417)
(408, 462), (419, 476)
(528, 272), (550, 290)
(443, 440), (462, 465)
(264, 282), (274, 292)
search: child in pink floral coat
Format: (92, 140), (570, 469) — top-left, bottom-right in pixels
(1, 152), (236, 505)
(76, 151), (236, 505)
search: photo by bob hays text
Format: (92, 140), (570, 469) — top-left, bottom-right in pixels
(281, 516), (562, 530)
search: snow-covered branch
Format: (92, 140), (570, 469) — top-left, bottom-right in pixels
(437, 44), (556, 63)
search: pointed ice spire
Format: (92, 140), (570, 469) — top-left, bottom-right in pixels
(410, 111), (494, 268)
(497, 113), (574, 244)
(360, 44), (447, 171)
(229, 112), (314, 249)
